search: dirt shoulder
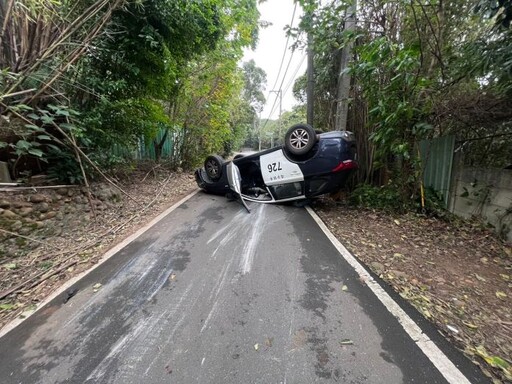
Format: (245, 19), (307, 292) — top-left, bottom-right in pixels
(0, 166), (197, 330)
(313, 198), (512, 383)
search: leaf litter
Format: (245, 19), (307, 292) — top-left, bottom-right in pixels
(314, 200), (512, 383)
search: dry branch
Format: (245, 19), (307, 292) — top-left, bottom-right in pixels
(48, 120), (140, 206)
(0, 228), (57, 249)
(0, 171), (177, 300)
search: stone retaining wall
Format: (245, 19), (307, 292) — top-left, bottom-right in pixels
(449, 167), (512, 242)
(0, 186), (121, 259)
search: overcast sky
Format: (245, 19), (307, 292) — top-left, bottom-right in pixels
(242, 0), (307, 120)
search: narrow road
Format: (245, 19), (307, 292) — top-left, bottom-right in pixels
(0, 193), (487, 383)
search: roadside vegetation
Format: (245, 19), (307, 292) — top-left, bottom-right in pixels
(291, 0), (511, 208)
(0, 0), (263, 183)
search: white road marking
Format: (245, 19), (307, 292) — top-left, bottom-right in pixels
(306, 206), (471, 384)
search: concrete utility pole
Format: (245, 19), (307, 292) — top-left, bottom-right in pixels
(307, 31), (314, 126)
(335, 0), (357, 131)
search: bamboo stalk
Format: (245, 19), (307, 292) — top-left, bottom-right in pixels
(0, 228), (55, 248)
(4, 0), (115, 96)
(24, 0), (124, 104)
(0, 88), (36, 100)
(0, 0), (15, 43)
(70, 129), (96, 219)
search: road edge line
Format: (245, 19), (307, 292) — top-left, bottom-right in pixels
(306, 206), (471, 384)
(0, 189), (200, 338)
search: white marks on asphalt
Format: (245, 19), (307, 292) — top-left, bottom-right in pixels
(201, 247), (237, 333)
(87, 317), (151, 381)
(306, 206), (472, 384)
(199, 204), (267, 336)
(240, 204), (265, 275)
(206, 203), (266, 275)
(207, 210), (246, 244)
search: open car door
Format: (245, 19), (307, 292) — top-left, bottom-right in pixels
(226, 162), (251, 213)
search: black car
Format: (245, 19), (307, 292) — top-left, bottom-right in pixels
(195, 123), (357, 209)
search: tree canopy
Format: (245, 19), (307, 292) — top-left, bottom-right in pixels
(288, 0), (512, 193)
(0, 0), (262, 180)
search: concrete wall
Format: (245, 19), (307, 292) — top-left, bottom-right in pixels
(449, 167), (512, 243)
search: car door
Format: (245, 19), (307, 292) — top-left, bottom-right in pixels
(259, 149), (306, 200)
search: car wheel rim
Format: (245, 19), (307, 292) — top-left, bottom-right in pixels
(206, 161), (219, 177)
(290, 129), (310, 150)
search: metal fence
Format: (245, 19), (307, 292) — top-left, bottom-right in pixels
(112, 128), (176, 161)
(419, 136), (455, 207)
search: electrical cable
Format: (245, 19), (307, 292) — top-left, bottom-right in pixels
(282, 53), (306, 103)
(268, 2), (297, 93)
(262, 45), (297, 125)
(261, 2), (298, 121)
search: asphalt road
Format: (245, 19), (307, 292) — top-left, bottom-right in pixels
(0, 192), (488, 383)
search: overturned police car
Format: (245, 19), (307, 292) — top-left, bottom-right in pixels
(195, 123), (357, 210)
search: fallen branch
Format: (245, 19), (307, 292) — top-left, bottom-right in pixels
(0, 238), (102, 300)
(0, 174), (177, 300)
(48, 119), (141, 206)
(0, 185), (79, 191)
(111, 174), (173, 234)
(0, 228), (59, 249)
(26, 259), (79, 291)
(141, 163), (162, 183)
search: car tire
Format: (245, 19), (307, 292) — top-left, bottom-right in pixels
(204, 155), (224, 181)
(284, 124), (317, 156)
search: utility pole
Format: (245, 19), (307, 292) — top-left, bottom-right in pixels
(307, 30), (314, 126)
(335, 0), (357, 131)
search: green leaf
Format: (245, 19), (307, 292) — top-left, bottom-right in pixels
(37, 135), (52, 141)
(0, 304), (16, 310)
(483, 354), (511, 370)
(28, 148), (44, 157)
(25, 124), (43, 132)
(11, 104), (32, 112)
(41, 115), (54, 124)
(47, 144), (61, 152)
(4, 263), (17, 270)
(16, 140), (31, 150)
(60, 123), (76, 131)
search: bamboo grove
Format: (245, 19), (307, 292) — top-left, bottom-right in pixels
(0, 0), (262, 181)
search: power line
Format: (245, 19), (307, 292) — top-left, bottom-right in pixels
(282, 53), (306, 97)
(262, 2), (298, 122)
(263, 43), (298, 124)
(268, 2), (297, 93)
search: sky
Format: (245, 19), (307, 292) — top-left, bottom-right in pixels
(242, 0), (307, 120)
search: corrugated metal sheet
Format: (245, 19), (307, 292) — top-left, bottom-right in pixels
(419, 136), (455, 207)
(112, 129), (175, 160)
